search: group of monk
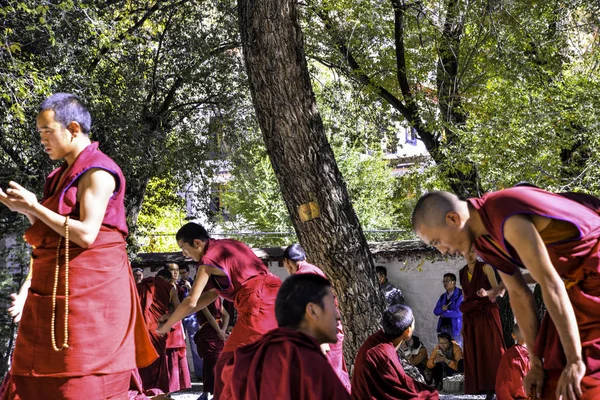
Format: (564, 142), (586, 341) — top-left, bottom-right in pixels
(0, 92), (598, 400)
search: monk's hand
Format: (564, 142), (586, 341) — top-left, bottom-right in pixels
(156, 323), (170, 336)
(524, 356), (545, 399)
(1, 182), (38, 213)
(158, 313), (170, 323)
(8, 292), (26, 323)
(556, 360), (585, 400)
(217, 330), (227, 342)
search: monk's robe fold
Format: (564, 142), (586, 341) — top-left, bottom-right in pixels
(470, 186), (600, 398)
(352, 330), (439, 400)
(295, 261), (351, 392)
(459, 260), (505, 394)
(199, 238), (281, 398)
(5, 143), (156, 400)
(220, 328), (351, 400)
(495, 344), (530, 400)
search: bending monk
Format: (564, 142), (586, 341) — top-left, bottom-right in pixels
(220, 273), (351, 400)
(352, 304), (439, 399)
(412, 188), (600, 399)
(0, 93), (156, 399)
(282, 243), (351, 392)
(156, 222), (281, 398)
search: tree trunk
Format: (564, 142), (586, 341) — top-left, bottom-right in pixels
(238, 0), (384, 368)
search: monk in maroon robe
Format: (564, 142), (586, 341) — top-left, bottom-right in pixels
(460, 248), (505, 398)
(220, 273), (350, 400)
(0, 93), (156, 400)
(282, 243), (351, 392)
(352, 304), (439, 400)
(137, 269), (190, 393)
(413, 188), (600, 400)
(496, 324), (531, 400)
(157, 222), (281, 398)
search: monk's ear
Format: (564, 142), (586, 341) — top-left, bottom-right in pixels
(193, 238), (204, 249)
(445, 211), (461, 227)
(66, 121), (82, 136)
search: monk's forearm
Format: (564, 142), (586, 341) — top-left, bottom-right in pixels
(508, 286), (539, 353)
(189, 290), (220, 315)
(539, 279), (582, 364)
(162, 297), (197, 330)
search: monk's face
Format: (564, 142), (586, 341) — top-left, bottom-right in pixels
(37, 110), (75, 161)
(415, 211), (474, 259)
(133, 270), (143, 283)
(312, 288), (340, 344)
(178, 239), (206, 261)
(167, 264), (179, 280)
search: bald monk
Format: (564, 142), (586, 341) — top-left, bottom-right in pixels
(0, 93), (156, 399)
(137, 269), (190, 393)
(496, 324), (531, 400)
(282, 243), (351, 392)
(157, 222), (281, 398)
(352, 304), (438, 399)
(412, 188), (600, 400)
(220, 273), (351, 400)
(459, 247), (505, 399)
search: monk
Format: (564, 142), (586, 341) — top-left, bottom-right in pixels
(220, 273), (351, 400)
(156, 222), (281, 398)
(352, 304), (439, 399)
(137, 269), (190, 393)
(496, 324), (531, 400)
(0, 93), (156, 399)
(459, 247), (505, 399)
(194, 292), (230, 400)
(282, 243), (351, 392)
(412, 188), (600, 400)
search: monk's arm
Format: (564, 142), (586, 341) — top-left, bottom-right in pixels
(170, 286), (181, 308)
(505, 215), (584, 398)
(1, 170), (115, 248)
(201, 307), (223, 335)
(220, 302), (230, 332)
(158, 265), (218, 333)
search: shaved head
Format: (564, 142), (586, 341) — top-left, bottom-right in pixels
(412, 191), (462, 230)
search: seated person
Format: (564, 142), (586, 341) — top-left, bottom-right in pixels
(426, 332), (464, 391)
(352, 305), (439, 400)
(219, 274), (351, 399)
(495, 324), (531, 400)
(400, 335), (429, 374)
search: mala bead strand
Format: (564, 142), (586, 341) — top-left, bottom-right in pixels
(51, 216), (70, 351)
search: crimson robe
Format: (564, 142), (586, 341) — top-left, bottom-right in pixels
(495, 344), (530, 400)
(137, 277), (190, 393)
(220, 328), (351, 400)
(470, 187), (600, 398)
(194, 296), (224, 394)
(200, 238), (281, 398)
(295, 261), (351, 392)
(352, 330), (438, 400)
(3, 143), (156, 400)
(460, 261), (506, 394)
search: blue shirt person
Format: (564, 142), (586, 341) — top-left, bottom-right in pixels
(434, 273), (463, 347)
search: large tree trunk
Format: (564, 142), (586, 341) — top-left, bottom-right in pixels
(238, 0), (384, 368)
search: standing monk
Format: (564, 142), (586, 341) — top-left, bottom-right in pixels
(282, 243), (351, 392)
(412, 188), (600, 400)
(0, 93), (156, 399)
(157, 222), (281, 399)
(459, 247), (505, 399)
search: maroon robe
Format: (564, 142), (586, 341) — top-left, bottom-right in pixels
(495, 344), (530, 400)
(194, 296), (224, 394)
(460, 261), (506, 394)
(200, 238), (281, 397)
(220, 328), (351, 400)
(3, 143), (156, 400)
(137, 277), (190, 393)
(295, 261), (351, 392)
(352, 330), (439, 400)
(469, 187), (600, 398)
